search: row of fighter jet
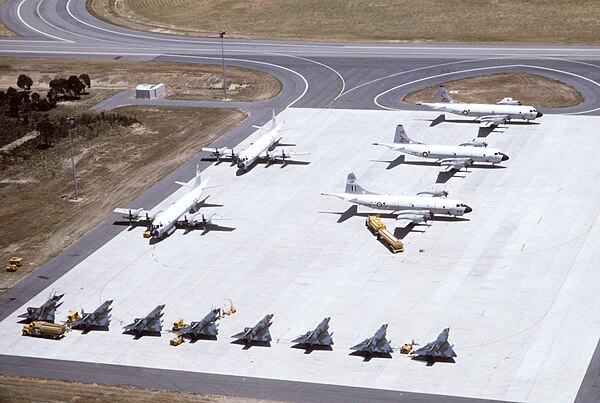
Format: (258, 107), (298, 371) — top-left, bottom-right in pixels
(19, 294), (456, 360)
(113, 85), (541, 236)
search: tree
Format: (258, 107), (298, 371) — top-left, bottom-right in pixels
(17, 74), (33, 91)
(47, 89), (57, 107)
(79, 73), (91, 88)
(67, 75), (86, 97)
(37, 117), (56, 146)
(49, 78), (68, 97)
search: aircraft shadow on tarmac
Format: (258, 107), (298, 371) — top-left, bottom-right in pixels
(80, 326), (110, 334)
(230, 339), (272, 350)
(291, 343), (334, 354)
(122, 330), (162, 339)
(185, 334), (218, 343)
(411, 355), (456, 366)
(349, 351), (393, 362)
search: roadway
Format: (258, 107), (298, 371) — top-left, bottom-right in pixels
(0, 0), (598, 401)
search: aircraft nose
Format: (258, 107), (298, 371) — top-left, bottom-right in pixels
(536, 111), (543, 118)
(464, 205), (473, 214)
(501, 153), (509, 161)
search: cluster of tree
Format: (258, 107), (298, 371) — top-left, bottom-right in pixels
(48, 74), (91, 100)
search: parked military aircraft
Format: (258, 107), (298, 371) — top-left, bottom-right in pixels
(180, 308), (221, 339)
(123, 305), (164, 335)
(418, 85), (543, 127)
(19, 292), (64, 322)
(292, 317), (334, 347)
(68, 300), (113, 330)
(412, 328), (457, 360)
(114, 165), (229, 239)
(322, 173), (472, 228)
(373, 124), (509, 172)
(351, 324), (393, 354)
(202, 111), (309, 171)
(232, 314), (273, 344)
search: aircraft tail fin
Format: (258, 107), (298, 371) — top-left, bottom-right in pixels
(436, 85), (457, 103)
(393, 124), (414, 144)
(345, 173), (376, 195)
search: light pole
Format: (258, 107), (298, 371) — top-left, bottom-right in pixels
(66, 116), (78, 200)
(219, 31), (228, 100)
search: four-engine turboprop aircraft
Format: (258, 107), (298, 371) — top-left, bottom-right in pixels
(322, 173), (472, 228)
(418, 85), (543, 127)
(373, 124), (509, 172)
(114, 165), (229, 239)
(201, 111), (309, 171)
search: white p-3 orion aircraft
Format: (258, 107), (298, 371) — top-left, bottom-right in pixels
(373, 124), (509, 172)
(114, 165), (229, 239)
(322, 173), (472, 228)
(202, 111), (309, 171)
(418, 85), (543, 127)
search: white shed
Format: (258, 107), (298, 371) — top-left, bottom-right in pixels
(135, 83), (166, 99)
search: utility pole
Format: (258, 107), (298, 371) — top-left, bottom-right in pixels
(219, 31), (228, 100)
(66, 116), (78, 200)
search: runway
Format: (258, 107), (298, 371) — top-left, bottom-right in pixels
(0, 1), (599, 401)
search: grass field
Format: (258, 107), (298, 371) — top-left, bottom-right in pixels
(404, 72), (584, 107)
(88, 0), (600, 44)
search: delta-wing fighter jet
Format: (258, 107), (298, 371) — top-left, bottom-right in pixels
(292, 317), (334, 347)
(123, 305), (164, 336)
(351, 324), (393, 354)
(412, 328), (457, 360)
(69, 300), (113, 330)
(232, 314), (273, 344)
(114, 165), (230, 239)
(19, 292), (64, 322)
(180, 308), (221, 339)
(202, 111), (309, 171)
(418, 85), (543, 127)
(374, 124), (509, 172)
(322, 173), (472, 228)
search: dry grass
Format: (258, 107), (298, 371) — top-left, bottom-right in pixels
(0, 0), (16, 37)
(0, 374), (275, 403)
(0, 57), (281, 103)
(88, 0), (600, 44)
(403, 72), (584, 107)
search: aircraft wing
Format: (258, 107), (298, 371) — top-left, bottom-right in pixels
(394, 217), (414, 229)
(479, 115), (507, 127)
(114, 207), (156, 222)
(438, 158), (471, 172)
(190, 213), (231, 225)
(202, 146), (237, 161)
(375, 339), (393, 354)
(254, 326), (272, 342)
(437, 342), (457, 358)
(413, 342), (435, 356)
(292, 332), (312, 345)
(350, 339), (371, 351)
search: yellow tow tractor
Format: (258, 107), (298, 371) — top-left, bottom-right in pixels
(172, 318), (186, 332)
(67, 310), (81, 323)
(143, 229), (152, 238)
(365, 216), (404, 253)
(400, 340), (418, 354)
(6, 256), (24, 272)
(222, 299), (237, 316)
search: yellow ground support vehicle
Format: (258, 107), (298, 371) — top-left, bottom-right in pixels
(170, 335), (184, 346)
(365, 216), (404, 253)
(6, 264), (17, 272)
(172, 318), (186, 331)
(9, 257), (24, 267)
(22, 321), (68, 339)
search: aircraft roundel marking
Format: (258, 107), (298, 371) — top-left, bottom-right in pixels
(462, 110), (469, 115)
(422, 151), (429, 157)
(376, 202), (383, 207)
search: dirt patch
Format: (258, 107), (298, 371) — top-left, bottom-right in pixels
(87, 0), (600, 45)
(0, 57), (282, 103)
(0, 374), (276, 402)
(403, 72), (584, 107)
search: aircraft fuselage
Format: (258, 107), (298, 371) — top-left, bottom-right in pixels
(422, 102), (541, 121)
(150, 183), (208, 238)
(329, 194), (471, 216)
(237, 123), (283, 170)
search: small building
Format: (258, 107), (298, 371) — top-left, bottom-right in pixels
(135, 83), (166, 99)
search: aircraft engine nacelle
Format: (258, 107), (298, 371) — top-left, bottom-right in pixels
(398, 210), (432, 223)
